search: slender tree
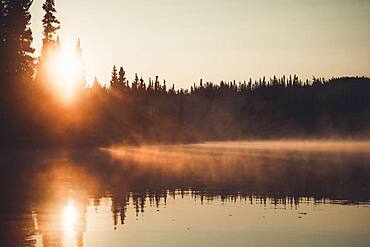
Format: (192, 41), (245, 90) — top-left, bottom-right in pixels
(132, 73), (139, 91)
(118, 66), (128, 90)
(139, 77), (145, 91)
(41, 0), (60, 56)
(110, 65), (118, 89)
(154, 76), (159, 91)
(36, 0), (60, 86)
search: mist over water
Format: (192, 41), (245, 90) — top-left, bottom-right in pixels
(0, 140), (370, 246)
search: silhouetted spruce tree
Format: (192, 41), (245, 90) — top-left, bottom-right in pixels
(132, 73), (139, 91)
(118, 66), (128, 91)
(162, 79), (167, 92)
(169, 84), (175, 94)
(154, 76), (159, 91)
(1, 0), (34, 87)
(288, 75), (292, 87)
(139, 77), (145, 91)
(41, 0), (60, 55)
(312, 77), (322, 87)
(147, 78), (153, 92)
(37, 0), (60, 85)
(110, 65), (119, 89)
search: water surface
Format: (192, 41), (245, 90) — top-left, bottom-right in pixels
(0, 141), (370, 246)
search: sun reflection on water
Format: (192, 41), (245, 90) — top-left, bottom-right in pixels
(62, 201), (78, 237)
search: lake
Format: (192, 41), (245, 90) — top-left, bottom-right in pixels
(0, 141), (370, 246)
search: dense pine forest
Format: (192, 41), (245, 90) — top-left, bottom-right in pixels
(1, 1), (370, 148)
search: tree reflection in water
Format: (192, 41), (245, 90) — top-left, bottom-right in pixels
(0, 141), (369, 246)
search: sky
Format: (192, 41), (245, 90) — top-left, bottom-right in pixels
(30, 0), (370, 88)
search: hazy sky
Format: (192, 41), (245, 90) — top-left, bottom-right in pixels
(30, 0), (370, 88)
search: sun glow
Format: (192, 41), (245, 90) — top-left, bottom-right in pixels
(49, 49), (82, 102)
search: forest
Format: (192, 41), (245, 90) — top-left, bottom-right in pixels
(1, 0), (370, 148)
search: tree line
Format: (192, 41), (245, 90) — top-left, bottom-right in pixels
(1, 0), (369, 147)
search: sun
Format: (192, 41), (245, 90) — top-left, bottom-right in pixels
(49, 49), (81, 102)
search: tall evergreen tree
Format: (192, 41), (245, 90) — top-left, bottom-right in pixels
(1, 0), (34, 85)
(118, 66), (127, 90)
(154, 76), (159, 91)
(132, 73), (139, 91)
(41, 0), (60, 56)
(162, 79), (166, 92)
(147, 77), (153, 92)
(37, 0), (60, 85)
(110, 65), (118, 89)
(138, 76), (145, 91)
